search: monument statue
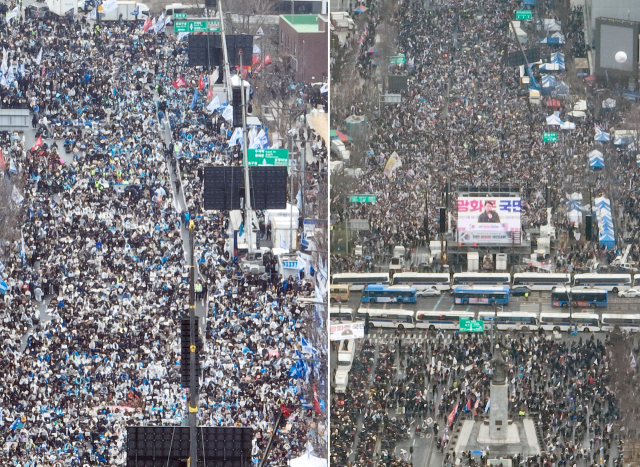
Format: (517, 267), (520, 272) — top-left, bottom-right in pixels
(491, 345), (507, 384)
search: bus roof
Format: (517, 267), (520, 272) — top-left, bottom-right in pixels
(393, 272), (451, 278)
(513, 272), (570, 278)
(453, 285), (510, 292)
(332, 272), (389, 280)
(357, 308), (414, 315)
(540, 312), (599, 318)
(453, 272), (510, 277)
(573, 273), (631, 278)
(330, 307), (354, 314)
(417, 310), (475, 317)
(602, 313), (640, 319)
(478, 311), (538, 317)
(552, 286), (608, 293)
(365, 284), (416, 292)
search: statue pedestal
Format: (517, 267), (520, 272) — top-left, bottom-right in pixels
(477, 421), (521, 444)
(489, 381), (508, 440)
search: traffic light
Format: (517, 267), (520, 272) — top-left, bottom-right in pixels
(585, 215), (592, 240)
(232, 86), (243, 128)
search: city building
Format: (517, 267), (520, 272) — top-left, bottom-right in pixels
(279, 14), (328, 83)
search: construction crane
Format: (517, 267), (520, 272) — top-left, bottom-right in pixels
(508, 18), (539, 90)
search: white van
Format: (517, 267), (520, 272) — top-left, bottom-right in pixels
(334, 367), (350, 393)
(330, 139), (350, 164)
(337, 339), (356, 371)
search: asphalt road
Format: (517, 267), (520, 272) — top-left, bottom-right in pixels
(336, 290), (640, 314)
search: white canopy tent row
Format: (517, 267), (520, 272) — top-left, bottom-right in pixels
(566, 192), (583, 225)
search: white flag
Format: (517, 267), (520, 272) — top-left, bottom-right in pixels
(228, 127), (243, 147)
(222, 105), (233, 122)
(11, 185), (23, 204)
(177, 31), (189, 41)
(5, 6), (18, 24)
(20, 231), (26, 264)
(248, 127), (258, 149)
(154, 13), (165, 33)
(1, 48), (7, 75)
(101, 0), (117, 12)
(210, 68), (219, 86)
(89, 7), (97, 19)
(257, 129), (269, 148)
(206, 95), (220, 114)
(35, 48), (43, 66)
(7, 66), (15, 85)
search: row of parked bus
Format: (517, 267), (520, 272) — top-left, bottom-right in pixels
(355, 284), (609, 307)
(331, 272), (638, 294)
(329, 306), (640, 333)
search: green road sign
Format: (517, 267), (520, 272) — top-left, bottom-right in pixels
(247, 148), (289, 166)
(348, 195), (377, 203)
(389, 54), (406, 65)
(174, 13), (187, 19)
(174, 19), (221, 33)
(515, 10), (532, 20)
(543, 132), (558, 142)
(460, 318), (484, 333)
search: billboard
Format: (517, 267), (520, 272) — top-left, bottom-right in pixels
(595, 18), (639, 79)
(330, 321), (365, 341)
(457, 197), (521, 245)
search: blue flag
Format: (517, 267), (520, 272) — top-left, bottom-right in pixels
(131, 5), (139, 15)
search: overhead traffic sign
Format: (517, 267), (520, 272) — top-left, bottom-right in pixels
(174, 19), (221, 33)
(174, 13), (187, 19)
(460, 318), (484, 333)
(348, 195), (377, 203)
(247, 148), (289, 166)
(515, 10), (532, 20)
(389, 53), (406, 65)
(543, 132), (557, 142)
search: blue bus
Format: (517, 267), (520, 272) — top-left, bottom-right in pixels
(452, 286), (510, 306)
(361, 285), (417, 304)
(551, 286), (608, 308)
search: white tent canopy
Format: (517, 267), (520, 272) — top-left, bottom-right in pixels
(543, 19), (562, 31)
(546, 114), (563, 125)
(574, 99), (587, 111)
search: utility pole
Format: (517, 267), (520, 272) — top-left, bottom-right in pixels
(491, 301), (497, 355)
(217, 0), (233, 102)
(188, 227), (198, 467)
(301, 144), (306, 220)
(239, 51), (253, 254)
(290, 134), (294, 251)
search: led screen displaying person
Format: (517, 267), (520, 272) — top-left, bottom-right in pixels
(478, 200), (501, 223)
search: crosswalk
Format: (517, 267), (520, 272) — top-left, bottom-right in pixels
(366, 333), (431, 344)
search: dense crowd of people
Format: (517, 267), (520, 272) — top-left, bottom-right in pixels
(331, 0), (640, 271)
(332, 330), (637, 467)
(0, 7), (327, 466)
